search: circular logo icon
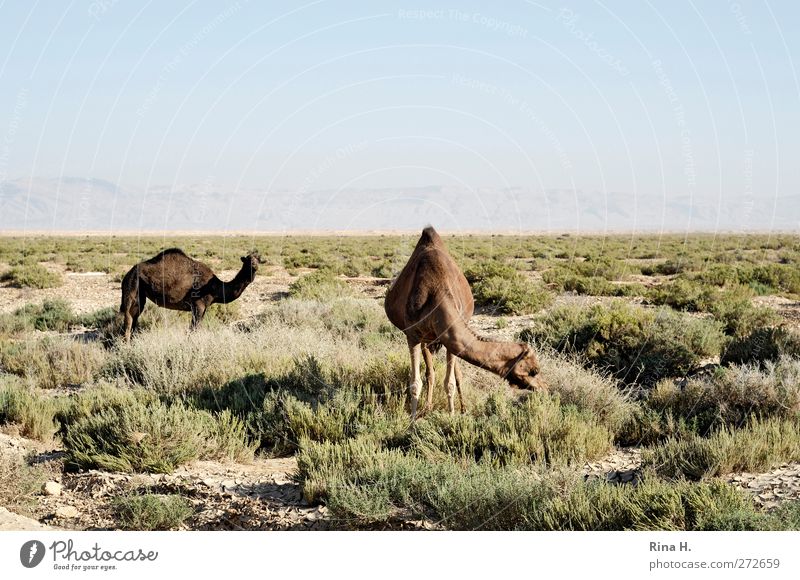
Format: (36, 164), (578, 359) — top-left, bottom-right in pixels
(20, 540), (46, 568)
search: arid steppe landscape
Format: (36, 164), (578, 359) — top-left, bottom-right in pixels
(2, 232), (800, 531)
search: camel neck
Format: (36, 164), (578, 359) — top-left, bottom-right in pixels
(441, 317), (526, 379)
(214, 268), (252, 304)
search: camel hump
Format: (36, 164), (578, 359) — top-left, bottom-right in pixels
(418, 226), (442, 246)
(147, 248), (188, 263)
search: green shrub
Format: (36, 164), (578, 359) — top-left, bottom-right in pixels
(410, 393), (611, 467)
(643, 418), (800, 480)
(641, 259), (697, 276)
(62, 396), (254, 473)
(13, 300), (74, 332)
(466, 263), (552, 315)
(0, 264), (63, 288)
(520, 302), (726, 386)
(0, 337), (105, 389)
(538, 352), (635, 437)
(113, 494), (192, 530)
(740, 264), (800, 295)
(288, 270), (352, 301)
(0, 378), (60, 440)
(722, 328), (800, 367)
(75, 307), (118, 329)
(299, 439), (782, 530)
(560, 275), (644, 297)
(0, 452), (47, 516)
(646, 279), (714, 311)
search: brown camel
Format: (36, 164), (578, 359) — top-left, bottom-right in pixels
(385, 227), (547, 418)
(120, 248), (262, 341)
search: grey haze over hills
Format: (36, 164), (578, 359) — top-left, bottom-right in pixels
(0, 177), (797, 233)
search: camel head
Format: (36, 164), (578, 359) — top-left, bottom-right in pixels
(240, 252), (264, 281)
(505, 344), (547, 391)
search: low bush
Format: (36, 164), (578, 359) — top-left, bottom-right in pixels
(646, 279), (714, 312)
(288, 270), (352, 301)
(538, 352), (635, 437)
(520, 302), (726, 386)
(13, 300), (75, 332)
(0, 264), (63, 289)
(640, 259), (697, 276)
(0, 337), (105, 389)
(722, 328), (800, 367)
(409, 393), (612, 467)
(643, 418), (800, 480)
(113, 494), (193, 530)
(465, 263), (552, 315)
(562, 275), (645, 297)
(618, 358), (800, 445)
(62, 394), (254, 473)
(298, 439), (792, 530)
(0, 378), (60, 440)
(647, 282), (779, 337)
(0, 452), (47, 516)
(739, 264), (800, 295)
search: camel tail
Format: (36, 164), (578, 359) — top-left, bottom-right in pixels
(119, 267), (139, 313)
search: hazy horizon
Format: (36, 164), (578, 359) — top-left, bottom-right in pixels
(1, 2), (798, 233)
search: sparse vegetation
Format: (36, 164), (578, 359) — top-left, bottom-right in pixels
(0, 452), (47, 516)
(643, 418), (800, 480)
(0, 378), (60, 441)
(1, 233), (799, 530)
(0, 263), (63, 289)
(722, 328), (800, 367)
(61, 390), (254, 473)
(520, 302), (726, 386)
(288, 269), (353, 301)
(113, 494), (193, 530)
(465, 263), (552, 315)
(298, 439), (793, 530)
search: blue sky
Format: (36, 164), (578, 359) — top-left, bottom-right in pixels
(0, 1), (798, 229)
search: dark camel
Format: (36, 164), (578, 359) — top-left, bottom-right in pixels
(385, 227), (547, 418)
(120, 248), (262, 341)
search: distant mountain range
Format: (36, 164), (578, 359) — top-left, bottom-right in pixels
(0, 177), (796, 233)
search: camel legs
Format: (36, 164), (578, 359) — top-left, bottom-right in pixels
(444, 351), (459, 414)
(407, 340), (423, 420)
(420, 344), (436, 414)
(122, 290), (145, 342)
(454, 357), (466, 413)
(190, 302), (207, 330)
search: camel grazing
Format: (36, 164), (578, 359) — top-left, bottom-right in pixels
(120, 248), (262, 340)
(385, 227), (547, 418)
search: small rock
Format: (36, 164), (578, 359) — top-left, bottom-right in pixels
(43, 481), (62, 496)
(56, 506), (79, 519)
